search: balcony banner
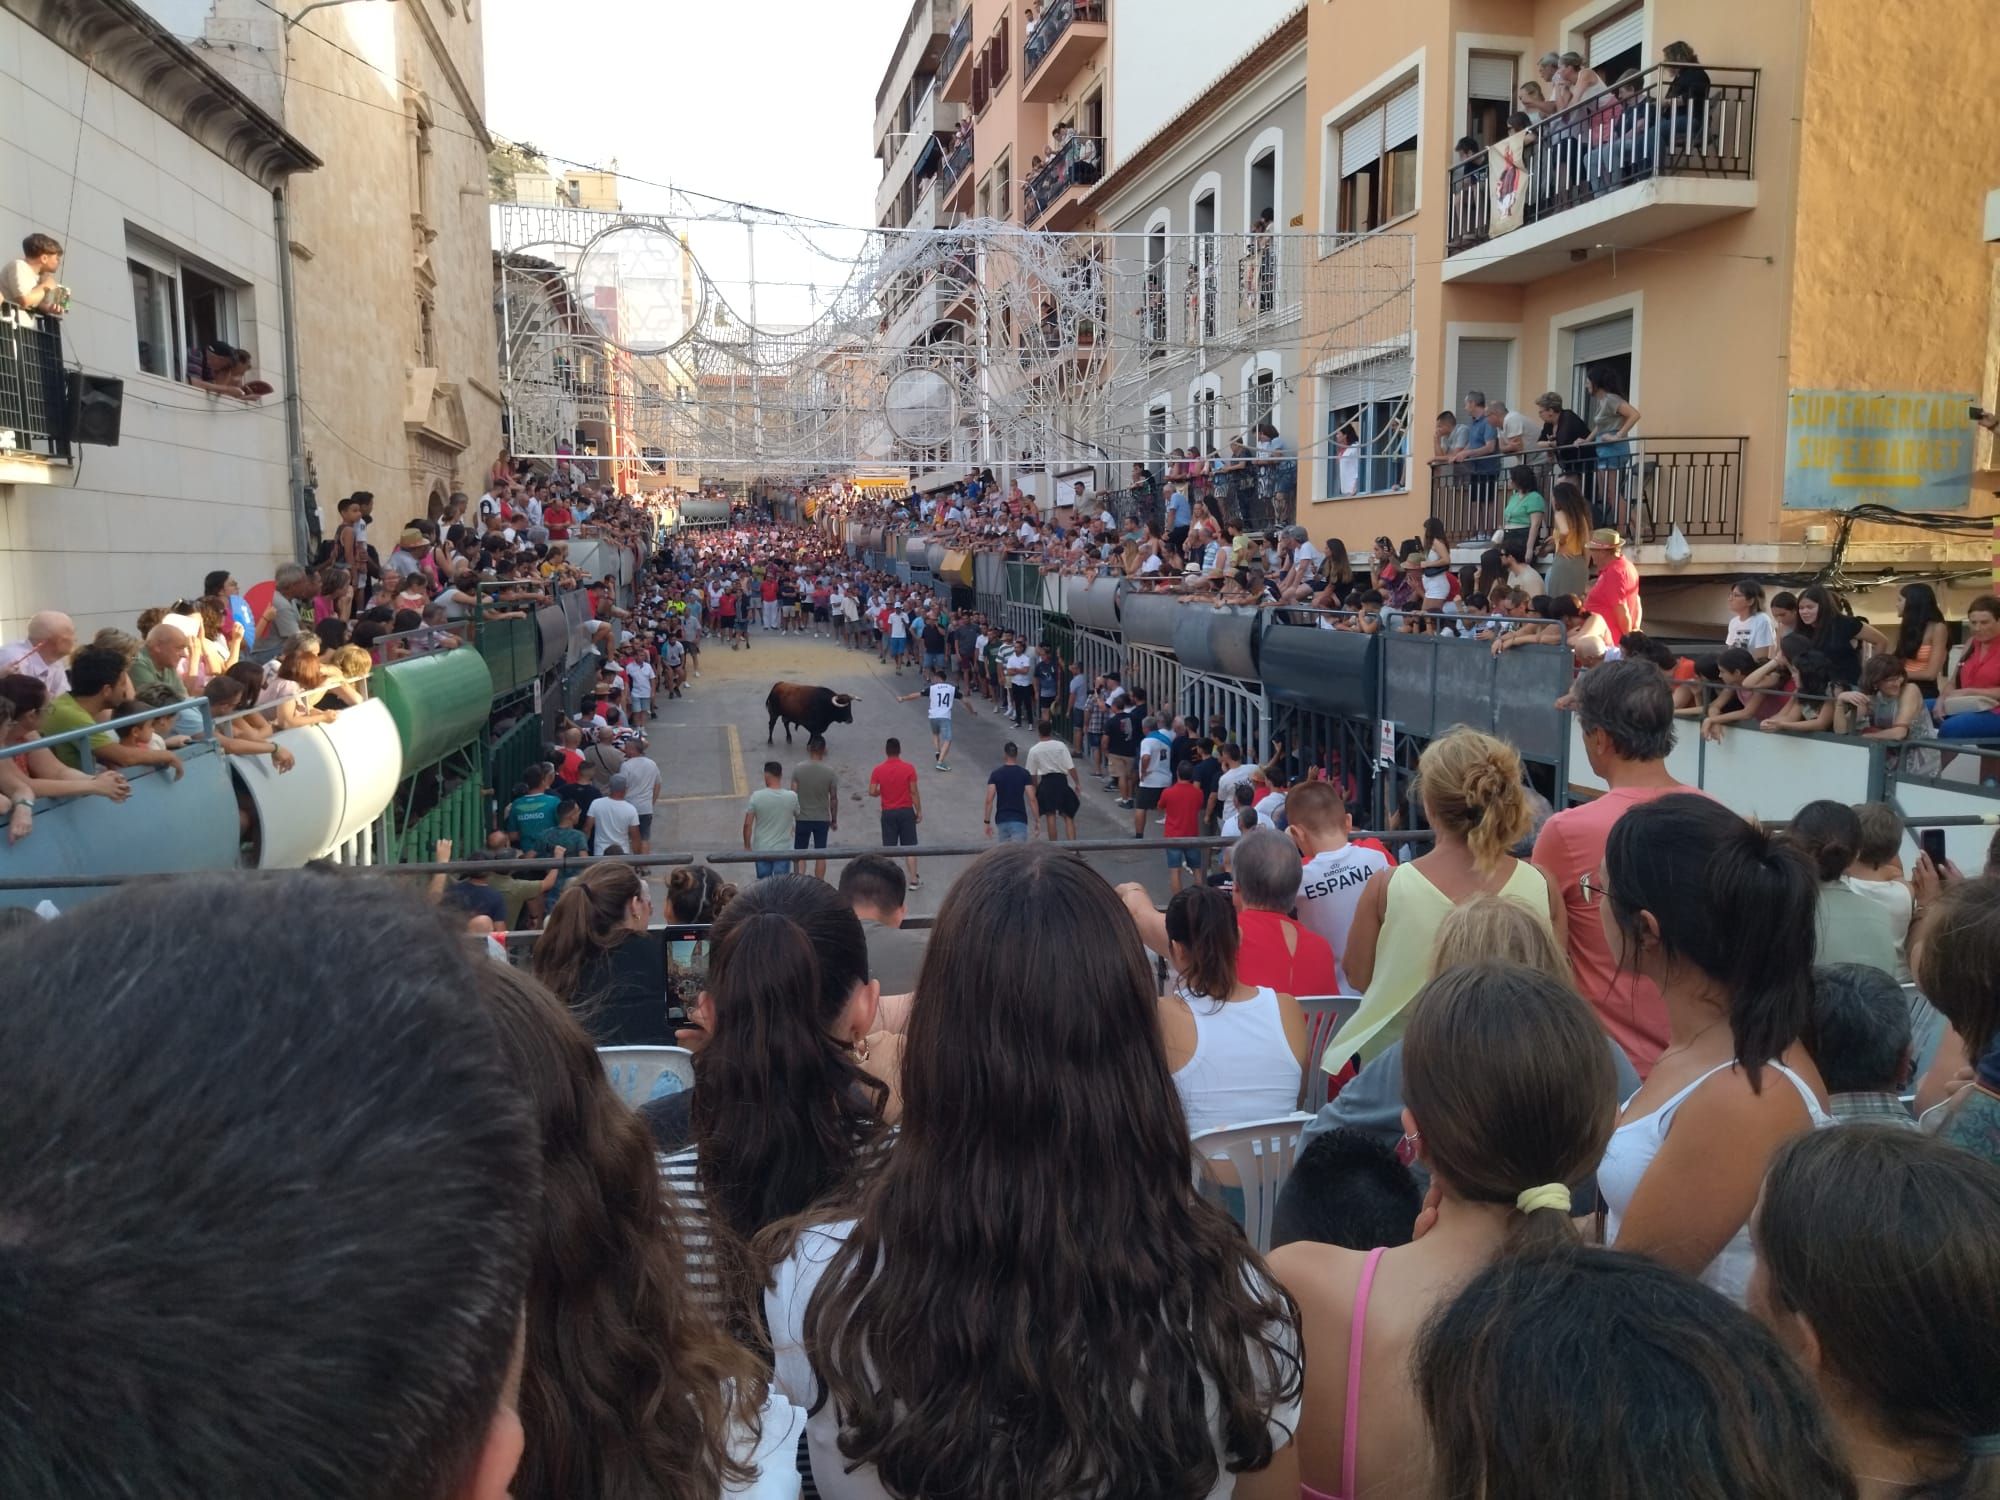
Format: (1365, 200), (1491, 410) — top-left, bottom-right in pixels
(1487, 132), (1531, 237)
(1782, 391), (1977, 510)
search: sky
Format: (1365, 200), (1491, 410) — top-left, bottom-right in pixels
(482, 0), (911, 327)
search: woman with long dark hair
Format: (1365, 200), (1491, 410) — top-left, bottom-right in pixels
(1751, 1127), (2000, 1500)
(768, 845), (1302, 1499)
(1273, 961), (1614, 1499)
(1891, 581), (1950, 696)
(1418, 516), (1453, 621)
(477, 961), (788, 1499)
(1724, 578), (1777, 662)
(1544, 479), (1593, 598)
(1595, 794), (1830, 1303)
(1161, 884), (1307, 1133)
(1796, 583), (1887, 688)
(530, 862), (671, 1046)
(1417, 1249), (1855, 1500)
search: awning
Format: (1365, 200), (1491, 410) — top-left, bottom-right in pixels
(850, 474), (912, 490)
(913, 134), (944, 180)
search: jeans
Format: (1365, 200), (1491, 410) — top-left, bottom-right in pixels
(1939, 709), (2000, 740)
(753, 857), (792, 879)
(994, 818), (1030, 843)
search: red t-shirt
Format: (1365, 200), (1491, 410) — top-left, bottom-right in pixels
(558, 748), (584, 782)
(761, 578), (780, 602)
(1531, 783), (1709, 1077)
(1583, 555), (1641, 644)
(1234, 910), (1338, 997)
(1159, 780), (1205, 838)
(871, 757), (919, 811)
(544, 505), (573, 539)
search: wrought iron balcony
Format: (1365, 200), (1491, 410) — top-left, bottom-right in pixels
(1023, 0), (1105, 99)
(1024, 134), (1102, 225)
(941, 6), (973, 87)
(0, 308), (68, 461)
(1426, 438), (1748, 546)
(1444, 64), (1759, 282)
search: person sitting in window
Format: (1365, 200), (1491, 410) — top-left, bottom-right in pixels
(186, 341), (260, 401)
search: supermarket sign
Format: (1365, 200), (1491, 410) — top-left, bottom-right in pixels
(1783, 390), (1976, 510)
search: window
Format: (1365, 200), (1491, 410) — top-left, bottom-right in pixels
(1467, 53), (1517, 147)
(1144, 222), (1169, 347)
(127, 232), (244, 384)
(1586, 6), (1644, 82)
(1568, 312), (1633, 412)
(1454, 336), (1513, 413)
(1334, 81), (1419, 233)
(1147, 402), (1169, 476)
(1191, 189), (1218, 339)
(971, 17), (1010, 114)
(1322, 357), (1411, 498)
(1192, 379), (1219, 454)
(994, 151), (1011, 220)
(1249, 368), (1277, 431)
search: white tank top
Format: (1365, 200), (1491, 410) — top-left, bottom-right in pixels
(1171, 986), (1302, 1135)
(1599, 1059), (1832, 1306)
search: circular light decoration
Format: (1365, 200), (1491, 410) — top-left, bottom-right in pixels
(572, 222), (712, 356)
(884, 366), (958, 447)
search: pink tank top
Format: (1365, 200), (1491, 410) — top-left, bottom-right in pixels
(1301, 1245), (1386, 1500)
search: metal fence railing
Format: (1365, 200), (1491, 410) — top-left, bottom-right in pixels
(0, 306), (67, 460)
(1427, 437), (1748, 545)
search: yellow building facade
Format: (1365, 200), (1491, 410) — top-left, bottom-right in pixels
(1295, 0), (1999, 620)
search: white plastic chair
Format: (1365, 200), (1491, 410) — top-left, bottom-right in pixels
(1191, 1112), (1315, 1254)
(1294, 995), (1363, 1109)
(597, 1045), (695, 1106)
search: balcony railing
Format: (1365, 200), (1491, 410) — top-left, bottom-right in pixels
(0, 307), (68, 460)
(941, 131), (974, 188)
(1024, 134), (1103, 224)
(1024, 0), (1104, 76)
(1447, 64), (1759, 257)
(941, 7), (972, 83)
(1426, 438), (1748, 547)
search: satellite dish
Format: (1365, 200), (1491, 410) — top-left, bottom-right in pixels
(884, 366), (958, 447)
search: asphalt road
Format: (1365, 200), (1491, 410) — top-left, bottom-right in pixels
(637, 618), (1188, 916)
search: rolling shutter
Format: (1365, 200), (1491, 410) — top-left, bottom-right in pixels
(1454, 337), (1513, 409)
(1587, 8), (1645, 66)
(1339, 106), (1385, 177)
(1322, 354), (1411, 412)
(1571, 313), (1632, 366)
(1382, 84), (1420, 150)
(1468, 54), (1516, 100)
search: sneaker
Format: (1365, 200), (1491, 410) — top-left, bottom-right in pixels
(1117, 798), (1134, 809)
(909, 875), (923, 890)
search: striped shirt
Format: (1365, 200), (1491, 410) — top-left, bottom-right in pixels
(659, 1147), (720, 1310)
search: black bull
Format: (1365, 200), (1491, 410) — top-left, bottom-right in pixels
(766, 682), (859, 744)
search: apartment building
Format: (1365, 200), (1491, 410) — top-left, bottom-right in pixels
(0, 0), (317, 637)
(1091, 7), (1308, 489)
(1295, 0), (1999, 613)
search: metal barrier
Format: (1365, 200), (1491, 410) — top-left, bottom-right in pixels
(1073, 627), (1125, 692)
(1126, 643), (1181, 718)
(0, 306), (66, 459)
(1180, 670), (1270, 763)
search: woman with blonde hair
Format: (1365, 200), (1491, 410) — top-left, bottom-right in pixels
(1431, 891), (1572, 983)
(1334, 728), (1563, 1063)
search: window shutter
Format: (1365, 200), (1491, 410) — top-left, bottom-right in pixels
(1322, 354), (1411, 412)
(1339, 106), (1385, 177)
(1587, 9), (1644, 66)
(1382, 84), (1420, 150)
(1468, 54), (1516, 100)
(1570, 313), (1633, 366)
(1454, 337), (1513, 408)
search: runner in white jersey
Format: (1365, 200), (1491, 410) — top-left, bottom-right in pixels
(1284, 780), (1390, 993)
(897, 664), (975, 772)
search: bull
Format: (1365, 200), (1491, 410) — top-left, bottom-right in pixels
(766, 681), (860, 744)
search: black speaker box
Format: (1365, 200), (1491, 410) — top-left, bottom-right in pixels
(63, 372), (124, 446)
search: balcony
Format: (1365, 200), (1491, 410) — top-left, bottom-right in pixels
(940, 6), (974, 102)
(940, 129), (975, 214)
(1022, 0), (1106, 104)
(1023, 133), (1102, 228)
(0, 308), (69, 464)
(1426, 439), (1748, 547)
(1442, 65), (1760, 284)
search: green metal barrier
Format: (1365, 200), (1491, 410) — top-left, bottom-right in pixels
(475, 615), (540, 696)
(375, 649), (494, 768)
(387, 757), (487, 865)
(488, 711), (543, 797)
(1005, 560), (1040, 605)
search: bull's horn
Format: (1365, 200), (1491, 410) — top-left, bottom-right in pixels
(830, 693), (852, 706)
(842, 692), (861, 701)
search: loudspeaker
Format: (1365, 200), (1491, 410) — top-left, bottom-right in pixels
(63, 373), (124, 447)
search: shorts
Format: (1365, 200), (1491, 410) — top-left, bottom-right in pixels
(880, 808), (919, 847)
(813, 605), (830, 622)
(1136, 784), (1164, 811)
(994, 818), (1031, 843)
(929, 715), (953, 742)
(1166, 847), (1197, 869)
(891, 637), (907, 656)
(925, 652), (947, 673)
(754, 857), (793, 879)
(636, 814), (653, 838)
(1085, 730), (1103, 753)
(1038, 772), (1078, 817)
(793, 819), (829, 850)
(1109, 754), (1134, 780)
(1421, 572), (1452, 602)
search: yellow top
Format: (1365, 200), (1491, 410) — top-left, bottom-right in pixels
(1322, 860), (1553, 1070)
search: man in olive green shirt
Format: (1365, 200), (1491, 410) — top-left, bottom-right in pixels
(790, 735), (839, 881)
(125, 624), (190, 699)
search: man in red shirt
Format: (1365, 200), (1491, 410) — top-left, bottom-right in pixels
(1582, 528), (1641, 645)
(1158, 762), (1207, 894)
(543, 499), (573, 540)
(867, 737), (924, 890)
(1532, 660), (1702, 1076)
